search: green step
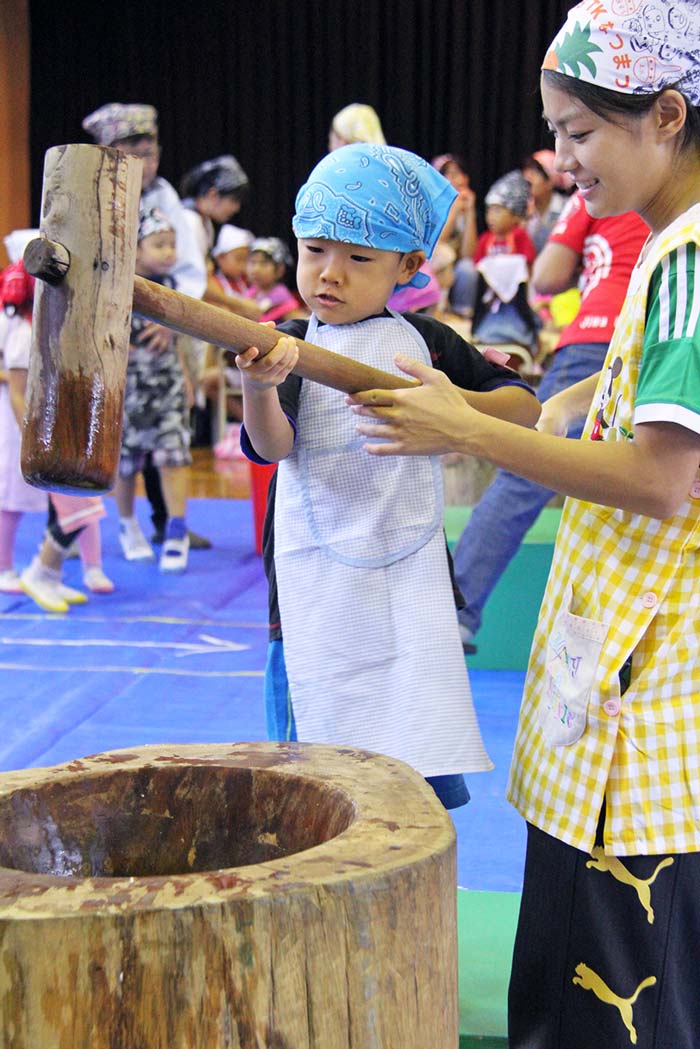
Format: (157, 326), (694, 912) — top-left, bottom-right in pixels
(458, 889), (520, 1047)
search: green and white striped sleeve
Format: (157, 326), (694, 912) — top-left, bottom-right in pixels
(635, 242), (700, 432)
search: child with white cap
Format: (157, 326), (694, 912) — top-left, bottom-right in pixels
(236, 143), (539, 810)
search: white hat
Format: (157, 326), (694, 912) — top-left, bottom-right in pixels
(212, 224), (254, 257)
(3, 229), (40, 265)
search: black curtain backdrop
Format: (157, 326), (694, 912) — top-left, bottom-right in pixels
(28, 0), (573, 265)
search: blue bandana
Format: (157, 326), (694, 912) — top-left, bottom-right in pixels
(292, 144), (457, 289)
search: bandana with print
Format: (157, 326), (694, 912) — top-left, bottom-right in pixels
(292, 144), (457, 289)
(543, 0), (700, 104)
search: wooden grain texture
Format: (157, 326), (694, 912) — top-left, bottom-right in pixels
(21, 144), (141, 494)
(0, 742), (458, 1048)
(133, 275), (418, 395)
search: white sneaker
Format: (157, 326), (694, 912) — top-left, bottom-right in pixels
(20, 559), (69, 613)
(0, 568), (24, 593)
(83, 566), (115, 593)
(159, 534), (189, 573)
(119, 517), (155, 562)
(57, 581), (88, 605)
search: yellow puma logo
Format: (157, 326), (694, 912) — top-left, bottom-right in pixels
(573, 963), (656, 1044)
(586, 847), (674, 923)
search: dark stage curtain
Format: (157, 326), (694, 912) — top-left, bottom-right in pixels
(28, 0), (573, 256)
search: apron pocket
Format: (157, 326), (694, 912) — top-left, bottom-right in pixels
(538, 597), (608, 747)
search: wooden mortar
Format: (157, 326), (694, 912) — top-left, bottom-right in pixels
(0, 742), (458, 1048)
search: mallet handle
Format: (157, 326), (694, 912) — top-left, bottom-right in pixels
(132, 276), (416, 394)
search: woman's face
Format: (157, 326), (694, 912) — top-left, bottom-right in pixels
(540, 75), (667, 223)
(442, 161), (469, 193)
(522, 166), (550, 207)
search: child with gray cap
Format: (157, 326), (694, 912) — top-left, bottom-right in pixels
(470, 169), (541, 366)
(236, 143), (540, 809)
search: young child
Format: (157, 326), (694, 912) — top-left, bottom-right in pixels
(470, 169), (541, 365)
(244, 237), (301, 323)
(200, 224), (256, 446)
(212, 224), (254, 296)
(0, 232), (114, 610)
(236, 144), (540, 809)
(115, 206), (192, 573)
(349, 5), (700, 1042)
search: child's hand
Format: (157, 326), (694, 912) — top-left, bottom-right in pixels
(137, 322), (174, 354)
(236, 333), (299, 390)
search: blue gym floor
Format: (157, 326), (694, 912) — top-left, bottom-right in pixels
(0, 495), (526, 894)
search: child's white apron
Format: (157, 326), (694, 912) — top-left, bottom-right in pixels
(274, 311), (493, 777)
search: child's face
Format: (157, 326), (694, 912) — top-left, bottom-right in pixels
(247, 251), (282, 291)
(296, 239), (424, 325)
(113, 136), (161, 191)
(485, 204), (520, 236)
(216, 246), (249, 282)
(135, 230), (177, 278)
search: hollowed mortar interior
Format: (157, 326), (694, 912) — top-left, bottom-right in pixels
(0, 765), (356, 878)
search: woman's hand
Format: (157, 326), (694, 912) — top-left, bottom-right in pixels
(347, 354), (473, 456)
(535, 398), (569, 437)
(236, 332), (299, 390)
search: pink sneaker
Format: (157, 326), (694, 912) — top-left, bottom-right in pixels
(83, 566), (115, 593)
(0, 568), (24, 593)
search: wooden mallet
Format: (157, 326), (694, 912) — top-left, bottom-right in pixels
(22, 143), (416, 495)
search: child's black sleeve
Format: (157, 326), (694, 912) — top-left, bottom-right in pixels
(404, 312), (534, 394)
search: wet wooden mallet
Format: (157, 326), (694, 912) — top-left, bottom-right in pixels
(22, 143), (416, 494)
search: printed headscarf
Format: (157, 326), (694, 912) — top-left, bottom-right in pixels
(138, 206), (174, 242)
(485, 170), (531, 217)
(292, 144), (457, 289)
(249, 237), (293, 268)
(82, 103), (158, 145)
(543, 0), (700, 105)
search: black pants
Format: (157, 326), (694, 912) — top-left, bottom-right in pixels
(143, 453), (168, 532)
(508, 815), (700, 1048)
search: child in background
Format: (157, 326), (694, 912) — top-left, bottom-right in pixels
(349, 5), (700, 1040)
(237, 144), (539, 809)
(431, 153), (479, 314)
(200, 225), (256, 455)
(212, 224), (254, 296)
(115, 207), (192, 573)
(470, 169), (541, 366)
(0, 231), (113, 610)
(0, 231), (48, 595)
(521, 149), (571, 255)
(245, 237), (301, 323)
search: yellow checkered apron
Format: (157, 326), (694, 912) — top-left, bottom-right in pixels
(508, 216), (700, 856)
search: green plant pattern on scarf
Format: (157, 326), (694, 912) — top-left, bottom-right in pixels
(553, 23), (603, 79)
